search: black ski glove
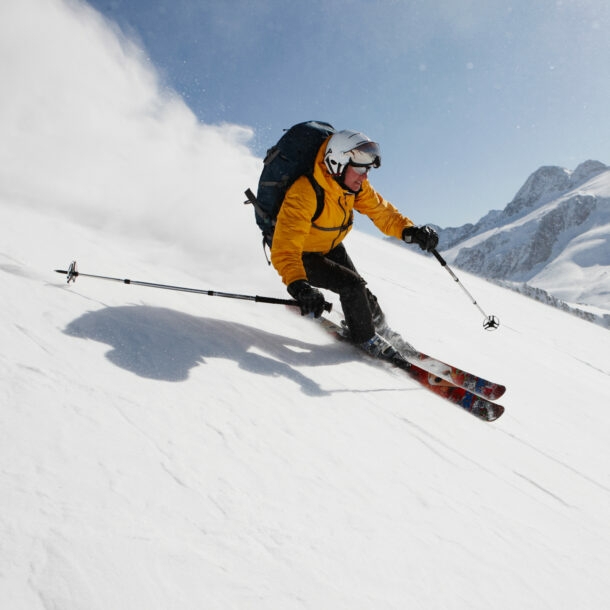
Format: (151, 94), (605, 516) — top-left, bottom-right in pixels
(403, 225), (439, 252)
(287, 280), (326, 318)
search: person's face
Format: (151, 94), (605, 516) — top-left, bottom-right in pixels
(343, 164), (370, 192)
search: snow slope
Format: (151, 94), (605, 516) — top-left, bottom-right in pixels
(2, 1), (610, 608)
(2, 202), (610, 610)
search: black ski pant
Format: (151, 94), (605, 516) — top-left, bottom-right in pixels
(302, 243), (383, 344)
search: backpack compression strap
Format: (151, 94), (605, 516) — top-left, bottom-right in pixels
(244, 188), (269, 223)
(244, 175), (326, 233)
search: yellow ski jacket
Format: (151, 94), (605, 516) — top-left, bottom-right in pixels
(270, 138), (414, 286)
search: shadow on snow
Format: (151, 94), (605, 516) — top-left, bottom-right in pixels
(63, 305), (358, 396)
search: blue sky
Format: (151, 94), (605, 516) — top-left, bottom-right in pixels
(86, 0), (610, 228)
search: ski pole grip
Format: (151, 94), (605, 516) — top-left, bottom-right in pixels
(288, 299), (332, 313)
(288, 299), (333, 313)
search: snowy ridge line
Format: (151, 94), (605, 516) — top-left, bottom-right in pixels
(494, 280), (610, 330)
(436, 161), (610, 320)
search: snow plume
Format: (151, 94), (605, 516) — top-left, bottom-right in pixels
(0, 0), (262, 265)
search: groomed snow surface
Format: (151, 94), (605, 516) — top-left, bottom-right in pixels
(2, 203), (610, 610)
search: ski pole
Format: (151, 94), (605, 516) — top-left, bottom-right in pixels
(55, 260), (332, 312)
(431, 249), (499, 330)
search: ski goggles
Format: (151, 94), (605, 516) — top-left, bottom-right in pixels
(349, 141), (381, 169)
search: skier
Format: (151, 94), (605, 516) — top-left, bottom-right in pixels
(271, 129), (439, 358)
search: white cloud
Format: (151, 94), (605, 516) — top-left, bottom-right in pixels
(0, 0), (262, 262)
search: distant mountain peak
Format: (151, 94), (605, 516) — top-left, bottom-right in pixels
(505, 165), (572, 217)
(504, 160), (608, 219)
(570, 159), (608, 186)
(439, 160), (610, 319)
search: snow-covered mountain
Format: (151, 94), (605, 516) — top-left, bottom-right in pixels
(438, 161), (610, 323)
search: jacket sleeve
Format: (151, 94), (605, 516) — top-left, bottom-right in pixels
(354, 182), (414, 238)
(270, 177), (319, 286)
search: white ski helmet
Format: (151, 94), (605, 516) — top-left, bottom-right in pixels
(323, 130), (381, 176)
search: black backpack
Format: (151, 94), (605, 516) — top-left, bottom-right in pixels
(245, 121), (335, 248)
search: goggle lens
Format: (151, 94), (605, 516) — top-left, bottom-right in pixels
(350, 141), (381, 167)
(351, 164), (372, 175)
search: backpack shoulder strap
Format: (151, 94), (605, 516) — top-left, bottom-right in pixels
(306, 174), (325, 222)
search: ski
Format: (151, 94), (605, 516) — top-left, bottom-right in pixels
(385, 353), (505, 422)
(318, 317), (505, 422)
(394, 346), (505, 401)
(360, 322), (505, 400)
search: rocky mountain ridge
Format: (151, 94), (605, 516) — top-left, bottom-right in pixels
(437, 160), (610, 327)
